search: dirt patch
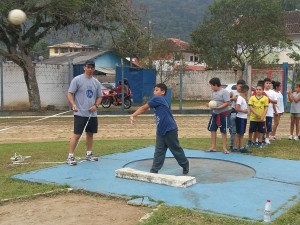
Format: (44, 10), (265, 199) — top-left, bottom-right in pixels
(0, 114), (291, 143)
(0, 193), (149, 225)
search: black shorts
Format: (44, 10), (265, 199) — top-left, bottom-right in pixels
(74, 115), (98, 134)
(249, 121), (266, 134)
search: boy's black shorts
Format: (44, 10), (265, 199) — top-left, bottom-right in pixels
(74, 115), (98, 134)
(249, 121), (265, 133)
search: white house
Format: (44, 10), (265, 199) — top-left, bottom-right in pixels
(153, 38), (206, 73)
(277, 10), (300, 64)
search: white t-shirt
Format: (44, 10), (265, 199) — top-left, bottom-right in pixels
(264, 89), (278, 117)
(230, 90), (239, 108)
(275, 91), (284, 113)
(236, 96), (248, 119)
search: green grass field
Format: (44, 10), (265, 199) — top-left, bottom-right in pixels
(1, 136), (300, 224)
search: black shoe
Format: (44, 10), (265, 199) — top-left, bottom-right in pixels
(231, 148), (239, 152)
(150, 169), (158, 174)
(183, 160), (190, 175)
(239, 148), (252, 154)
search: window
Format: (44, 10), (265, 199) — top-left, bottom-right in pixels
(189, 55), (199, 62)
(61, 48), (68, 53)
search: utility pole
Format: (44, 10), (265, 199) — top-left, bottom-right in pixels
(148, 20), (153, 54)
(0, 56), (3, 112)
(179, 58), (183, 113)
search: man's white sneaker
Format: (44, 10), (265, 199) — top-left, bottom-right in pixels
(294, 136), (299, 141)
(66, 156), (77, 166)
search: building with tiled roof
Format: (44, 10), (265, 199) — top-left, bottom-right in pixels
(285, 10), (300, 34)
(48, 42), (96, 57)
(275, 10), (300, 64)
(153, 38), (206, 73)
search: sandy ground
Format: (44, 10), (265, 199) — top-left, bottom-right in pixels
(0, 194), (149, 225)
(0, 114), (291, 143)
(0, 113), (291, 224)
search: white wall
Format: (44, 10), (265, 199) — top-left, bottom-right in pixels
(2, 62), (70, 110)
(165, 70), (243, 99)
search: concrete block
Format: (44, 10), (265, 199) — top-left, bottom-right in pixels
(115, 168), (196, 188)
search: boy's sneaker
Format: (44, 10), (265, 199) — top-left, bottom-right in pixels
(245, 141), (253, 148)
(183, 160), (190, 175)
(289, 135), (293, 140)
(265, 139), (271, 145)
(232, 148), (239, 152)
(294, 136), (299, 141)
(257, 143), (263, 149)
(85, 153), (99, 161)
(269, 136), (276, 141)
(66, 156), (77, 166)
(239, 147), (252, 154)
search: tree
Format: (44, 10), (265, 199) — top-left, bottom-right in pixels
(190, 0), (290, 71)
(111, 22), (151, 66)
(0, 0), (140, 111)
(147, 38), (187, 84)
(281, 0), (300, 11)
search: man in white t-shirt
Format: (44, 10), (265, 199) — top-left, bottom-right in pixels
(263, 78), (277, 145)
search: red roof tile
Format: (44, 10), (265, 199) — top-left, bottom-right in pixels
(167, 38), (189, 51)
(284, 10), (300, 34)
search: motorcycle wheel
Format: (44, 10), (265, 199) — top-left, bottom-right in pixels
(124, 99), (132, 109)
(101, 98), (111, 108)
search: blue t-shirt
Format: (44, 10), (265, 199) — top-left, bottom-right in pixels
(147, 96), (177, 136)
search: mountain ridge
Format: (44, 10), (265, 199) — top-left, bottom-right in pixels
(133, 0), (215, 41)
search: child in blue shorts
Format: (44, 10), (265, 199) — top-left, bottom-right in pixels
(207, 77), (231, 154)
(233, 84), (251, 153)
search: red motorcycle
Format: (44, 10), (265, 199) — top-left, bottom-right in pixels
(101, 90), (132, 109)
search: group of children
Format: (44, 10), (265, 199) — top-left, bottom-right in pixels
(207, 77), (300, 154)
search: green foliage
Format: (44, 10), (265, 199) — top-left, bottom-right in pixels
(190, 0), (289, 71)
(111, 23), (151, 60)
(132, 0), (300, 42)
(287, 43), (300, 62)
(138, 203), (300, 225)
(281, 0), (300, 10)
(32, 39), (49, 58)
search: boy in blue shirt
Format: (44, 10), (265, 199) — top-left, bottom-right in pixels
(130, 83), (189, 174)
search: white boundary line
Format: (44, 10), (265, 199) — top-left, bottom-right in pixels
(0, 110), (73, 132)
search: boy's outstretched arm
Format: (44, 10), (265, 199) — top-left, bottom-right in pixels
(130, 104), (150, 125)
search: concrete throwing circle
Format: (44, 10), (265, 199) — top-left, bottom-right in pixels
(124, 157), (256, 184)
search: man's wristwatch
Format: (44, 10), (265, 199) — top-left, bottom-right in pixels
(94, 104), (99, 108)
